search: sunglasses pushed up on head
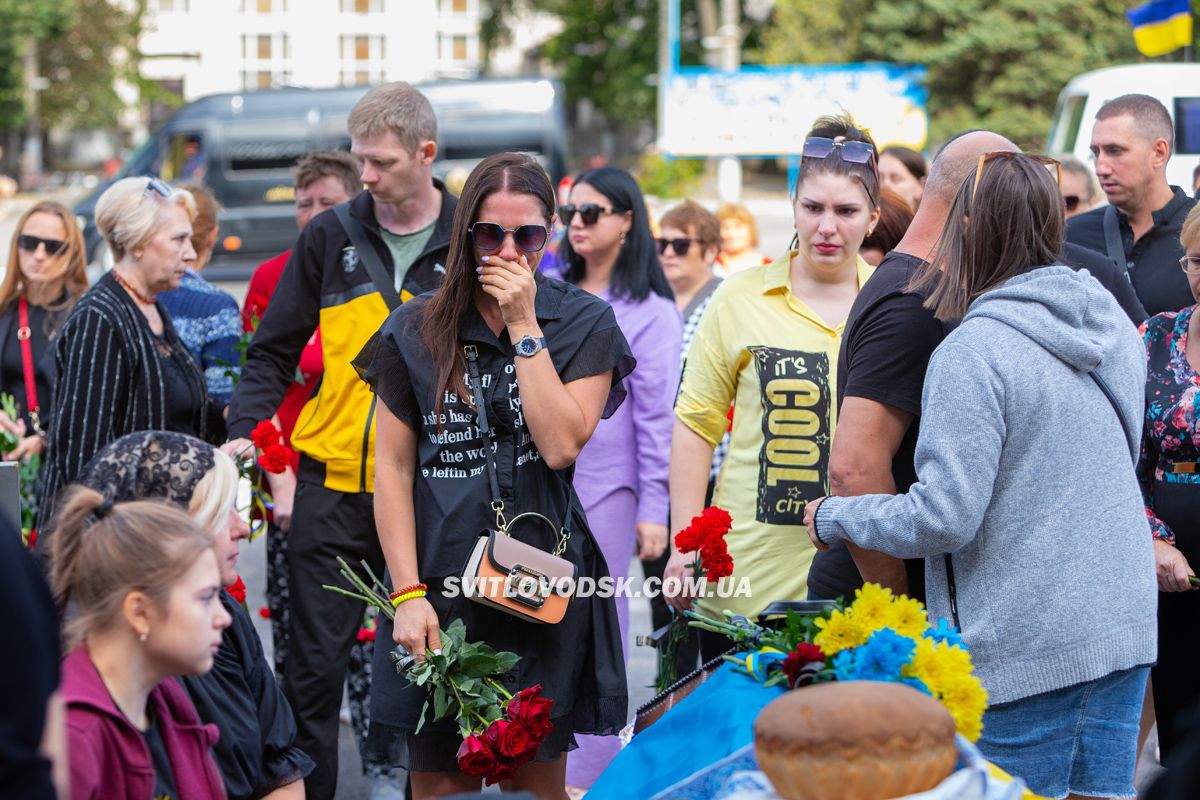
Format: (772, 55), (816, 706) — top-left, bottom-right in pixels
(801, 137), (877, 169)
(468, 222), (549, 253)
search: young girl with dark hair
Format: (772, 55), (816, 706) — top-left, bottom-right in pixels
(51, 488), (231, 800)
(357, 151), (633, 798)
(556, 167), (682, 790)
(664, 115), (880, 658)
(804, 153), (1156, 798)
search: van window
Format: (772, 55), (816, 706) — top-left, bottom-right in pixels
(1049, 94), (1088, 154)
(1174, 98), (1200, 155)
(220, 120), (313, 176)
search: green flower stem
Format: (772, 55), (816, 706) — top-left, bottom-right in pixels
(485, 678), (513, 702)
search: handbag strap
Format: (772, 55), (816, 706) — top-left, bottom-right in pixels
(333, 203), (402, 311)
(1089, 369), (1135, 463)
(1102, 205), (1129, 277)
(17, 297), (43, 437)
(464, 344), (574, 555)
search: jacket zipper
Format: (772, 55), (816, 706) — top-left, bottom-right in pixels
(360, 395), (376, 493)
(943, 553), (960, 630)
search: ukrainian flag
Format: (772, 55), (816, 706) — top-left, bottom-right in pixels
(1127, 0), (1194, 57)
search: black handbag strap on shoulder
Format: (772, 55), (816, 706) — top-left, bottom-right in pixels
(943, 366), (1135, 631)
(463, 344), (574, 552)
(1102, 205), (1128, 277)
(333, 202), (401, 311)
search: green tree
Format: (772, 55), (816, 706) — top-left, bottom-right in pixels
(38, 0), (145, 132)
(760, 0), (1142, 149)
(0, 0), (70, 131)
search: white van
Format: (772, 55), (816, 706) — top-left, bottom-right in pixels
(1048, 63), (1200, 192)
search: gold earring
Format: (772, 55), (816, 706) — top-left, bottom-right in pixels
(619, 231), (627, 245)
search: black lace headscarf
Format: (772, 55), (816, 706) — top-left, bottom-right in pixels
(75, 430), (218, 508)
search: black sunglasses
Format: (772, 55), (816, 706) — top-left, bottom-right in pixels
(143, 176), (172, 198)
(559, 203), (615, 226)
(655, 237), (697, 256)
(17, 234), (67, 256)
(1063, 194), (1080, 212)
(469, 222), (549, 253)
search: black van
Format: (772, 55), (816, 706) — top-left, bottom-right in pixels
(76, 78), (569, 280)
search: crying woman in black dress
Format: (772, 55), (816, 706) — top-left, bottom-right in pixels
(356, 152), (632, 798)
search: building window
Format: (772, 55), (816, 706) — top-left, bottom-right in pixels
(452, 34), (468, 61)
(341, 0), (384, 12)
(340, 34), (385, 86)
(448, 0), (469, 13)
(241, 33), (290, 90)
(242, 0), (287, 12)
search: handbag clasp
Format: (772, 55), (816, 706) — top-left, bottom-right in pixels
(506, 564), (550, 609)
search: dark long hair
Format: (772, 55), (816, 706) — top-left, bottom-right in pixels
(419, 152), (555, 414)
(911, 153), (1064, 321)
(562, 167), (672, 302)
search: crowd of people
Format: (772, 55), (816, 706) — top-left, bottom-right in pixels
(2, 78), (1199, 800)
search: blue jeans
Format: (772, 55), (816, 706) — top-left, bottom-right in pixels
(978, 666), (1149, 799)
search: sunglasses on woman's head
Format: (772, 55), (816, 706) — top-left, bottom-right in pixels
(656, 237), (697, 256)
(972, 152), (1062, 202)
(17, 234), (67, 256)
(558, 203), (614, 226)
(468, 222), (549, 253)
(801, 137), (877, 167)
(143, 176), (172, 198)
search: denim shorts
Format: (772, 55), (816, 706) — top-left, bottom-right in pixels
(978, 666), (1149, 799)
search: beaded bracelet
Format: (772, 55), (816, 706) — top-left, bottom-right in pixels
(391, 590), (427, 608)
(389, 583), (428, 601)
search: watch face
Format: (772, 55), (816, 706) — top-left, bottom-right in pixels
(517, 337), (537, 356)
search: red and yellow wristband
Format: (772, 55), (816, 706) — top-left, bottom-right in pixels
(390, 583), (428, 608)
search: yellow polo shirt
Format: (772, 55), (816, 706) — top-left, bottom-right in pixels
(676, 252), (874, 618)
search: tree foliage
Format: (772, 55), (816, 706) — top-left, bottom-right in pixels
(0, 0), (142, 134)
(38, 0), (144, 132)
(761, 0), (1142, 149)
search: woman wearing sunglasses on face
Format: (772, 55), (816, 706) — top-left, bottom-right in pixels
(664, 115), (879, 657)
(0, 202), (88, 465)
(357, 152), (632, 799)
(36, 177), (212, 550)
(801, 154), (1156, 799)
(556, 168), (680, 789)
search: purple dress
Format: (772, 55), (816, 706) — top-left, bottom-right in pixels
(567, 288), (682, 787)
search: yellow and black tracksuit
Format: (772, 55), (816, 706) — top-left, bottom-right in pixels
(227, 182), (456, 799)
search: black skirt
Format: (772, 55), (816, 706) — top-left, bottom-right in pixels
(367, 505), (629, 773)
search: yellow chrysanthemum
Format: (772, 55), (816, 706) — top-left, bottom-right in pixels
(906, 639), (974, 694)
(938, 673), (989, 742)
(846, 583), (895, 631)
(812, 609), (869, 655)
(883, 595), (929, 638)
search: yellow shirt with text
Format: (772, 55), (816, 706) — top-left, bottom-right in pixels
(675, 252), (875, 619)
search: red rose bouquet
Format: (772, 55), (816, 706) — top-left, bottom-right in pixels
(323, 558), (555, 785)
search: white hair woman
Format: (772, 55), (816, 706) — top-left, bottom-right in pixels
(36, 176), (213, 548)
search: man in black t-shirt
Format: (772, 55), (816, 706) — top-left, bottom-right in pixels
(811, 132), (1150, 602)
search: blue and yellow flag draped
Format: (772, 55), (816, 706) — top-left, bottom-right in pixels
(1127, 0), (1194, 57)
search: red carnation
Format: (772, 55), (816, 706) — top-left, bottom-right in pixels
(674, 525), (706, 553)
(258, 606), (271, 619)
(782, 642), (826, 689)
(251, 420), (282, 450)
(356, 627), (376, 643)
(226, 576), (247, 605)
(456, 734), (497, 777)
(701, 506), (733, 533)
(701, 548), (734, 581)
(258, 443), (292, 474)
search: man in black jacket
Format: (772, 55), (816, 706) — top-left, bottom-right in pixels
(225, 82), (457, 800)
(1065, 94), (1196, 317)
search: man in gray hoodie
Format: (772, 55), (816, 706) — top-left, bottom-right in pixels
(805, 155), (1156, 799)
